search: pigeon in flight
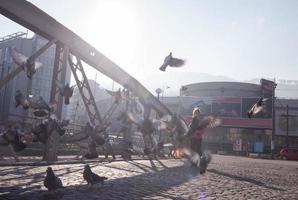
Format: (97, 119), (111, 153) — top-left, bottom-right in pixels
(198, 116), (222, 129)
(10, 47), (43, 79)
(159, 52), (185, 72)
(247, 97), (268, 118)
(83, 164), (108, 185)
(105, 88), (122, 103)
(56, 81), (74, 105)
(44, 167), (63, 191)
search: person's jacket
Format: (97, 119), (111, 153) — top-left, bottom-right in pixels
(188, 116), (205, 140)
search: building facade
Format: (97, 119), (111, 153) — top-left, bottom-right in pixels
(0, 32), (71, 127)
(162, 81), (298, 154)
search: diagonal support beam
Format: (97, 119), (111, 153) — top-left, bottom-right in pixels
(0, 39), (56, 90)
(28, 39), (57, 62)
(68, 55), (102, 126)
(0, 66), (22, 89)
(50, 43), (68, 118)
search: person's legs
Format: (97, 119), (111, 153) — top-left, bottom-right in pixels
(197, 139), (202, 157)
(191, 138), (202, 156)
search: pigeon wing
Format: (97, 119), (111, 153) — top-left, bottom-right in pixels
(10, 47), (27, 67)
(34, 61), (43, 70)
(169, 57), (185, 67)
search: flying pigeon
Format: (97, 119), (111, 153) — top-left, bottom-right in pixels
(44, 167), (63, 191)
(105, 88), (122, 103)
(10, 47), (43, 79)
(159, 52), (185, 72)
(198, 116), (222, 129)
(14, 90), (30, 109)
(56, 81), (74, 105)
(247, 97), (268, 118)
(83, 164), (108, 185)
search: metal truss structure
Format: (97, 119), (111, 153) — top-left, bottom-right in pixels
(68, 56), (102, 126)
(0, 0), (171, 118)
(0, 39), (56, 90)
(0, 0), (188, 161)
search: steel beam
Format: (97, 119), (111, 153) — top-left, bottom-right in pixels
(68, 55), (102, 126)
(50, 44), (68, 118)
(0, 39), (56, 90)
(43, 43), (68, 161)
(0, 0), (171, 117)
(28, 39), (57, 63)
(0, 66), (22, 90)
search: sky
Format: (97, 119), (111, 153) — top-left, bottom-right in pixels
(1, 0), (298, 95)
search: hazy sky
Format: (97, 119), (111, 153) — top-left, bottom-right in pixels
(1, 0), (298, 95)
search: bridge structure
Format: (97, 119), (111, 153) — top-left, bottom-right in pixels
(0, 0), (186, 161)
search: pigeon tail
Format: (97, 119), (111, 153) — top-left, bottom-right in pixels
(159, 65), (167, 72)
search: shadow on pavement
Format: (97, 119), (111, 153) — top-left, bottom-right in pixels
(207, 169), (286, 191)
(1, 162), (197, 200)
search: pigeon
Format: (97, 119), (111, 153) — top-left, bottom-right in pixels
(198, 116), (222, 129)
(15, 91), (52, 115)
(247, 97), (268, 118)
(14, 90), (30, 109)
(56, 81), (74, 105)
(159, 52), (185, 72)
(29, 95), (51, 111)
(105, 88), (122, 103)
(83, 164), (108, 185)
(10, 47), (43, 79)
(44, 167), (63, 191)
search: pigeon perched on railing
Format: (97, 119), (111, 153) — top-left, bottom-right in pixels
(14, 91), (55, 117)
(247, 97), (268, 118)
(44, 167), (63, 191)
(159, 52), (185, 72)
(14, 90), (30, 109)
(10, 47), (43, 79)
(83, 164), (108, 185)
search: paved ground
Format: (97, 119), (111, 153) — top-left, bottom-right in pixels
(0, 155), (297, 200)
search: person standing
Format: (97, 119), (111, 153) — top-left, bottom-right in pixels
(188, 107), (205, 157)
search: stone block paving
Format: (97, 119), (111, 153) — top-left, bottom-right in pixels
(0, 155), (298, 199)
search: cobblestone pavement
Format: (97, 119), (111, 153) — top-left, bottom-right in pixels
(0, 155), (298, 200)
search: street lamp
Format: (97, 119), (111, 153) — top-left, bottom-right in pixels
(155, 88), (162, 100)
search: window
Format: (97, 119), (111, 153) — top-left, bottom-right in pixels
(34, 89), (40, 95)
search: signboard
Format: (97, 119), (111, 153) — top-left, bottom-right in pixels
(260, 78), (276, 97)
(212, 97), (241, 118)
(178, 96), (273, 129)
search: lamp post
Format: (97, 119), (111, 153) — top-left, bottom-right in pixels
(155, 88), (162, 100)
(271, 81), (277, 159)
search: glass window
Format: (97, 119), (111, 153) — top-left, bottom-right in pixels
(34, 89), (40, 95)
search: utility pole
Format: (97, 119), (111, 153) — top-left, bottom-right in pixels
(286, 104), (289, 148)
(271, 81), (277, 159)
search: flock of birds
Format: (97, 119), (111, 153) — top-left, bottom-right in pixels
(11, 46), (267, 120)
(44, 164), (107, 191)
(0, 46), (272, 195)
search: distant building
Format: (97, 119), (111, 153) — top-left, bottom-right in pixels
(0, 32), (71, 126)
(162, 81), (298, 154)
(67, 79), (110, 125)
